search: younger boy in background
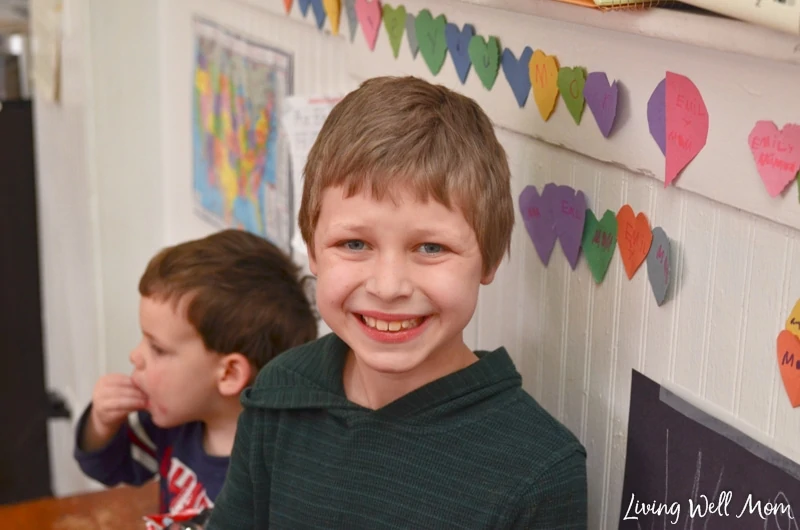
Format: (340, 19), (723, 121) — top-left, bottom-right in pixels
(74, 229), (318, 528)
(209, 77), (587, 529)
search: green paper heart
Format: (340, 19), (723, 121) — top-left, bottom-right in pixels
(467, 35), (500, 90)
(382, 4), (406, 58)
(581, 208), (617, 284)
(415, 9), (447, 75)
(557, 66), (586, 125)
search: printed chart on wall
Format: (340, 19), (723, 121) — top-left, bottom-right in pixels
(192, 18), (294, 254)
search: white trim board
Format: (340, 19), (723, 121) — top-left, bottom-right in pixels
(342, 0), (800, 231)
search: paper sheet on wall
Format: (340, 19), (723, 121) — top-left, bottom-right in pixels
(31, 0), (63, 102)
(283, 95), (342, 257)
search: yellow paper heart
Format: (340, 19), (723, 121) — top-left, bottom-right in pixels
(787, 299), (800, 340)
(529, 49), (560, 121)
(323, 0), (341, 35)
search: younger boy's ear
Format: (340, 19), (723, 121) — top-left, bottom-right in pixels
(217, 353), (253, 397)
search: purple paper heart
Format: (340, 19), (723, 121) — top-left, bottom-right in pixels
(298, 0), (312, 16)
(501, 47), (533, 108)
(551, 185), (587, 270)
(310, 0), (326, 28)
(445, 23), (474, 84)
(647, 78), (667, 155)
(518, 184), (557, 266)
(584, 72), (618, 138)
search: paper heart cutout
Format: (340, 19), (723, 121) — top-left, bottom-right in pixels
(584, 72), (618, 138)
(557, 66), (586, 125)
(298, 0), (312, 16)
(777, 329), (800, 407)
(445, 23), (474, 84)
(344, 0), (358, 41)
(664, 72), (709, 187)
(311, 0), (327, 29)
(415, 9), (447, 75)
(748, 121), (800, 198)
(501, 47), (532, 108)
(283, 0), (293, 14)
(382, 4), (406, 58)
(519, 184), (557, 266)
(647, 78), (667, 155)
(405, 13), (418, 57)
(468, 35), (500, 91)
(616, 205), (653, 280)
(786, 299), (800, 340)
(551, 185), (586, 270)
(529, 50), (559, 121)
(646, 227), (670, 306)
(581, 208), (617, 284)
(323, 0), (341, 35)
(355, 0), (381, 50)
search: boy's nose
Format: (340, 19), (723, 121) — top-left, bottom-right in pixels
(364, 254), (413, 301)
(129, 343), (145, 369)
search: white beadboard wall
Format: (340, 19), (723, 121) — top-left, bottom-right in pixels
(31, 0), (800, 526)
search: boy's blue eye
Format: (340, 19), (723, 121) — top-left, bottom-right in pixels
(419, 243), (443, 255)
(344, 240), (366, 251)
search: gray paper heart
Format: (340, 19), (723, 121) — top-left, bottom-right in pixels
(405, 13), (419, 58)
(344, 0), (358, 42)
(646, 226), (670, 306)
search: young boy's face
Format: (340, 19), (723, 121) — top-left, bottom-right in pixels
(309, 185), (496, 380)
(129, 296), (223, 428)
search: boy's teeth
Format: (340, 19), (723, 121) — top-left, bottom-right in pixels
(362, 315), (421, 331)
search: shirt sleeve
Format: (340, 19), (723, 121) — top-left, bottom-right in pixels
(206, 407), (261, 530)
(73, 405), (165, 487)
(506, 447), (588, 530)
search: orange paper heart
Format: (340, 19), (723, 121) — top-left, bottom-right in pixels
(284, 0), (293, 13)
(777, 329), (800, 407)
(616, 205), (653, 280)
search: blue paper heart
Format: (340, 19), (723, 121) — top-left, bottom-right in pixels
(501, 47), (532, 108)
(310, 0), (326, 29)
(298, 0), (312, 16)
(445, 23), (474, 84)
(344, 0), (358, 42)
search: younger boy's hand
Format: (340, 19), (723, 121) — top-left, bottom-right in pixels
(82, 374), (147, 452)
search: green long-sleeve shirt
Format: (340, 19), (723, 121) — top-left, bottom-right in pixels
(208, 333), (587, 529)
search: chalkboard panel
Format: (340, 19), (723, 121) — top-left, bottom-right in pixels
(620, 370), (800, 529)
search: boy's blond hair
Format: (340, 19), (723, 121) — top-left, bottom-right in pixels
(299, 76), (513, 275)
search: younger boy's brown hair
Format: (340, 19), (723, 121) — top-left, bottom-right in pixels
(138, 229), (318, 370)
(299, 75), (514, 276)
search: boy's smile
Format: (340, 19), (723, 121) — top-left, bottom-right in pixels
(309, 185), (497, 404)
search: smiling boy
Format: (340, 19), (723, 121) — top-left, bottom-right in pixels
(208, 76), (587, 529)
(73, 229), (318, 527)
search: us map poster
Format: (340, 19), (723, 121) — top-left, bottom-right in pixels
(192, 18), (294, 254)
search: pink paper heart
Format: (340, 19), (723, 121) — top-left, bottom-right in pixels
(748, 121), (800, 197)
(665, 72), (709, 187)
(355, 0), (381, 50)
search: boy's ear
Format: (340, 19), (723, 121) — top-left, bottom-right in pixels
(481, 265), (499, 285)
(217, 353), (253, 397)
(307, 245), (318, 276)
